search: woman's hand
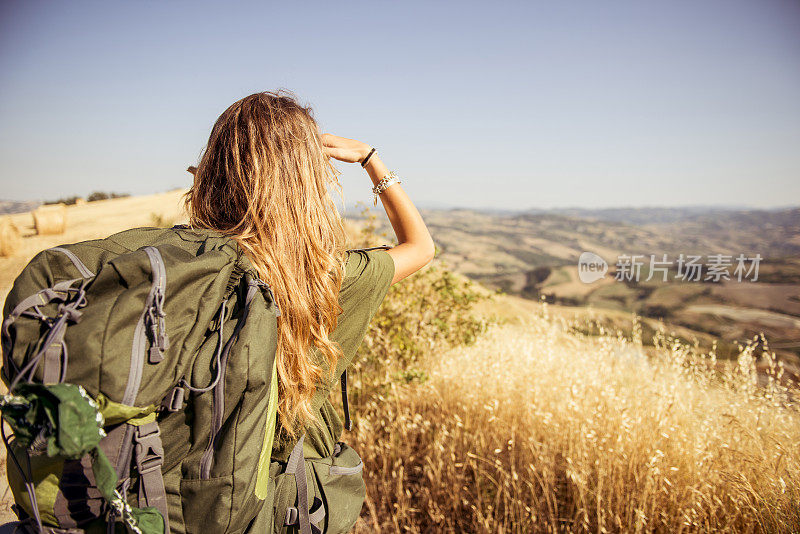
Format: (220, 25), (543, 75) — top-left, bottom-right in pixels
(321, 133), (371, 164)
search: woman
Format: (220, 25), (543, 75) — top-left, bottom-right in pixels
(184, 90), (434, 532)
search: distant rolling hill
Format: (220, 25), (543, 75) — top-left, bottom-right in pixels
(365, 206), (800, 362)
(0, 200), (41, 215)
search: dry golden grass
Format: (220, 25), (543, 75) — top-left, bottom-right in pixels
(351, 306), (800, 533)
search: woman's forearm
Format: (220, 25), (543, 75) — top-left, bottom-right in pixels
(363, 154), (435, 284)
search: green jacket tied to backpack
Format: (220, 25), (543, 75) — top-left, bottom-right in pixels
(1, 226), (394, 534)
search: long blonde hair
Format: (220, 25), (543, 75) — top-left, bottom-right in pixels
(184, 90), (347, 437)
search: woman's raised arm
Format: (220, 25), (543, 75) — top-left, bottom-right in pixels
(322, 133), (435, 284)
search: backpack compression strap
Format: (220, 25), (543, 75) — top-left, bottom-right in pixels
(283, 435), (326, 534)
(1, 278), (88, 386)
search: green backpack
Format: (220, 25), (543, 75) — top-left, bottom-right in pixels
(1, 226), (364, 534)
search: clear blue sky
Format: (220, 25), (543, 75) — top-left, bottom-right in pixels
(1, 0), (798, 209)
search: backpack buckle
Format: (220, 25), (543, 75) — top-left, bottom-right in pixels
(132, 421), (171, 533)
(249, 278), (281, 317)
(283, 499), (325, 530)
(134, 422), (164, 474)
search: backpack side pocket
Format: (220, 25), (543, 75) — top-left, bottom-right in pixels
(308, 442), (366, 534)
(277, 439), (366, 534)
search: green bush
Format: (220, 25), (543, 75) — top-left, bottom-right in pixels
(349, 205), (492, 386)
(87, 191), (130, 202)
(44, 196), (80, 206)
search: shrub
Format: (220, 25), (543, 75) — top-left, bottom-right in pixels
(347, 205), (491, 387)
(87, 191), (130, 202)
(149, 212), (176, 228)
(44, 196), (80, 206)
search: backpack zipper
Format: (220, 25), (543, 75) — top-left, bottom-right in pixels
(122, 246), (168, 405)
(117, 246), (168, 483)
(50, 247), (96, 278)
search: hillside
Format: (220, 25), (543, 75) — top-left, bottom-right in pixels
(4, 196), (798, 363)
(419, 206), (800, 280)
(405, 207), (800, 363)
(0, 201), (40, 216)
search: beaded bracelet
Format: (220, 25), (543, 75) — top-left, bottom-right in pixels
(372, 171), (401, 206)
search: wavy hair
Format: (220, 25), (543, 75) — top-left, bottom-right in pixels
(184, 90), (347, 437)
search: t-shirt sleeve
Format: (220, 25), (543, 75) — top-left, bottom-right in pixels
(341, 248), (395, 319)
(338, 248), (394, 355)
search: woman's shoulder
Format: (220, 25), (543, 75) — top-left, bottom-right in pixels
(341, 245), (395, 293)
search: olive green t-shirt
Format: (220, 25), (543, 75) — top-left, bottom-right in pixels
(271, 247), (395, 462)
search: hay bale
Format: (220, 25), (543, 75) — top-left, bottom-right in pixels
(33, 204), (67, 235)
(0, 217), (21, 257)
(75, 197), (87, 206)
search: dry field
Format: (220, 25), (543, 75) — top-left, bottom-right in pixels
(0, 190), (188, 302)
(711, 282), (800, 317)
(352, 309), (800, 533)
